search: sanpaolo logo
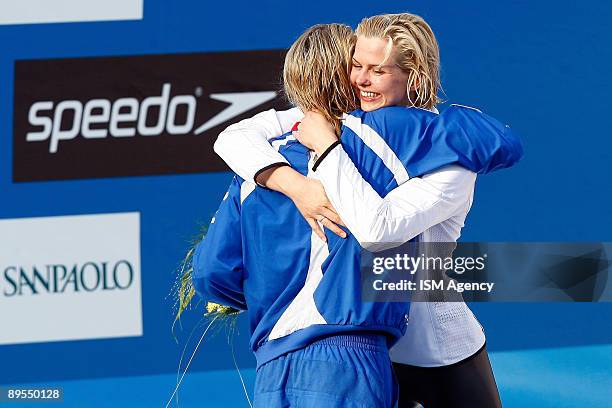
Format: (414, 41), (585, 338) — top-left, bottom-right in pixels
(2, 260), (135, 296)
(26, 84), (277, 153)
(0, 213), (142, 346)
(13, 50), (287, 181)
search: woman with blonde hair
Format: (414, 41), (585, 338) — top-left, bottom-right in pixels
(296, 14), (504, 407)
(212, 13), (513, 407)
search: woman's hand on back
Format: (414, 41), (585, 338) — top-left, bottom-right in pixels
(288, 176), (347, 242)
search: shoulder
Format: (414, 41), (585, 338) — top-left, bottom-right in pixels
(347, 106), (435, 129)
(269, 131), (308, 154)
(438, 103), (487, 124)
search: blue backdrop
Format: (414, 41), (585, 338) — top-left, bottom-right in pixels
(1, 0), (611, 385)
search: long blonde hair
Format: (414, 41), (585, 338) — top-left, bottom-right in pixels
(283, 24), (358, 134)
(356, 13), (443, 110)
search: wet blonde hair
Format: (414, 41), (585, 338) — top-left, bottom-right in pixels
(283, 24), (358, 134)
(356, 13), (442, 109)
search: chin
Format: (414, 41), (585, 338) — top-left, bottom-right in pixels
(360, 100), (383, 112)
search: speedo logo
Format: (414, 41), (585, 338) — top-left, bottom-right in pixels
(25, 83), (277, 153)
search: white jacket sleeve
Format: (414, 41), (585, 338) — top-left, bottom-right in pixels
(213, 108), (303, 182)
(314, 145), (476, 251)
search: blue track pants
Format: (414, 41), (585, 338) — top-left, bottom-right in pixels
(253, 333), (398, 407)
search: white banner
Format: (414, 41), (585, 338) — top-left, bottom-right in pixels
(0, 212), (142, 345)
(0, 0), (142, 25)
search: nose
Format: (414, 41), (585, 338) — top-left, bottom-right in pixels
(355, 69), (370, 87)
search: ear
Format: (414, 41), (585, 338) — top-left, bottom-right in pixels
(408, 72), (421, 91)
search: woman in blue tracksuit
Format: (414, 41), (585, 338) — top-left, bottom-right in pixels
(199, 20), (520, 408)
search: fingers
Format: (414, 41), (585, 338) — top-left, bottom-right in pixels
(292, 129), (302, 144)
(320, 207), (345, 227)
(306, 215), (347, 241)
(307, 218), (327, 242)
(320, 217), (347, 239)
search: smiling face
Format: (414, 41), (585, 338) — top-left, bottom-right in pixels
(350, 36), (411, 112)
(354, 13), (442, 111)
